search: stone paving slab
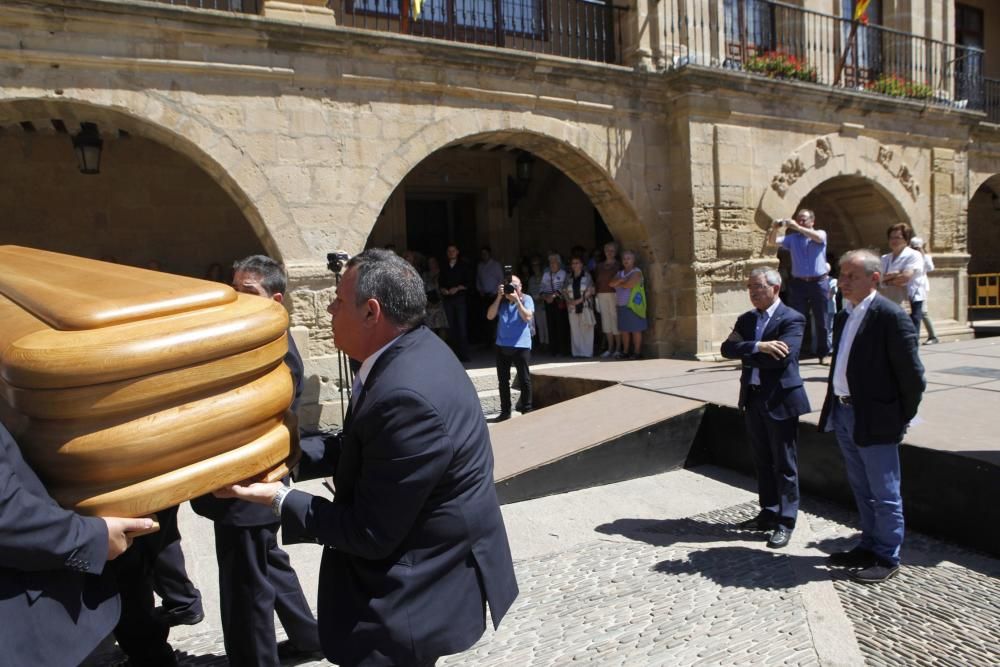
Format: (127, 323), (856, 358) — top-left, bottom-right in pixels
(84, 469), (1000, 667)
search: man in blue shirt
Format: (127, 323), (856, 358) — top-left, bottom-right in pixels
(767, 208), (831, 364)
(486, 272), (534, 422)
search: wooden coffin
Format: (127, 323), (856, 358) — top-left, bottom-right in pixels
(0, 245), (298, 517)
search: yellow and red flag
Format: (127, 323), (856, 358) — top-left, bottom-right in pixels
(853, 0), (871, 23)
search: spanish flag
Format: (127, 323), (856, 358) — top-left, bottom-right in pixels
(853, 0), (870, 22)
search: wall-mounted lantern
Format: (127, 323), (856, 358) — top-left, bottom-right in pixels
(72, 122), (103, 175)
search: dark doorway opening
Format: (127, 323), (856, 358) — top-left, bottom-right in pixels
(405, 192), (479, 261)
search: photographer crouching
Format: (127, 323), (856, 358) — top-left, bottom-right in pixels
(486, 268), (534, 422)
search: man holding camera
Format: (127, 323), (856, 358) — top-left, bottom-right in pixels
(487, 270), (534, 422)
(767, 208), (831, 364)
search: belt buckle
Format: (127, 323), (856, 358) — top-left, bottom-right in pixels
(837, 395), (852, 406)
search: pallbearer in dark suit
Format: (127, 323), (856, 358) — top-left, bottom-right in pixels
(220, 248), (519, 667)
(721, 267), (811, 549)
(0, 421), (152, 667)
(190, 255), (320, 665)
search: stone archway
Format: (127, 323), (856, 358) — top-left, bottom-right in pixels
(354, 118), (647, 261)
(968, 176), (1000, 275)
(0, 96), (295, 263)
(797, 174), (908, 259)
(758, 132), (922, 244)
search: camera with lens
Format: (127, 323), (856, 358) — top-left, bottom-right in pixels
(327, 251), (350, 274)
(503, 264), (515, 295)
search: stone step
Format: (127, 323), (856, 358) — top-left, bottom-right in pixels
(477, 387), (522, 416)
(466, 367), (524, 393)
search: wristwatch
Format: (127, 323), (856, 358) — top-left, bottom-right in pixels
(271, 486), (291, 517)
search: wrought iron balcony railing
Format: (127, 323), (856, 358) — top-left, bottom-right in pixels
(332, 0), (626, 64)
(665, 0), (990, 116)
(987, 79), (1000, 124)
(147, 0), (259, 12)
(144, 0), (624, 64)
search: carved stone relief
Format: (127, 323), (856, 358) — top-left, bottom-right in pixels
(878, 144), (919, 201)
(815, 137), (832, 166)
(770, 156), (806, 197)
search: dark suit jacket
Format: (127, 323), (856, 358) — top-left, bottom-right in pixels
(285, 326), (518, 666)
(720, 302), (811, 420)
(818, 293), (925, 445)
(0, 422), (119, 667)
(191, 334), (304, 527)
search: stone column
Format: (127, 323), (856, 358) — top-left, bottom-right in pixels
(930, 147), (973, 333)
(263, 0), (337, 26)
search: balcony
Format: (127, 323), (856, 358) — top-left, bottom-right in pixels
(664, 0), (992, 117)
(146, 0), (625, 64)
(332, 0), (625, 64)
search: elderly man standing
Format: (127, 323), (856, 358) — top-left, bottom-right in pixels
(767, 208), (831, 364)
(819, 250), (925, 584)
(220, 249), (518, 666)
(721, 268), (810, 549)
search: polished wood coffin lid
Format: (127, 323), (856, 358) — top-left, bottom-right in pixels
(0, 245), (299, 517)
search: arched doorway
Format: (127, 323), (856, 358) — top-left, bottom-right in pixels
(797, 174), (910, 262)
(968, 177), (1000, 313)
(777, 175), (910, 353)
(366, 135), (631, 357)
(368, 146), (613, 270)
(968, 177), (1000, 275)
(0, 101), (271, 279)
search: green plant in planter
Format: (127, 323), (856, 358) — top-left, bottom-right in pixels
(745, 51), (818, 83)
(866, 74), (934, 99)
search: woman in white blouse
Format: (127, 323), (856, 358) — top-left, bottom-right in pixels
(909, 237), (940, 344)
(879, 222), (922, 307)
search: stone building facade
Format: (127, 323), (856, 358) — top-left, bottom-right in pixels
(1, 0), (998, 427)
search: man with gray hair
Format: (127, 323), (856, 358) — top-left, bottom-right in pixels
(818, 249), (924, 584)
(721, 267), (810, 549)
(220, 248), (519, 666)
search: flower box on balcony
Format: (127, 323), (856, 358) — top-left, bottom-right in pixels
(744, 51), (818, 83)
(865, 74), (934, 100)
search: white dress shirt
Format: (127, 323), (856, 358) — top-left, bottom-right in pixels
(832, 290), (878, 398)
(351, 333), (404, 410)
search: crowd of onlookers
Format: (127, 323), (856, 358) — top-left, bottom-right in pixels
(400, 241), (648, 361)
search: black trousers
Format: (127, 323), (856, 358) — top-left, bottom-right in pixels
(544, 302), (570, 356)
(112, 506), (180, 667)
(152, 523), (203, 620)
(744, 392), (800, 528)
(442, 296), (470, 360)
(496, 345), (532, 415)
(214, 522), (320, 666)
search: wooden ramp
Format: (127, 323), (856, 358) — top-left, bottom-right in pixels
(489, 383), (706, 504)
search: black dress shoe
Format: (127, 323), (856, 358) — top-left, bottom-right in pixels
(151, 606), (205, 627)
(735, 515), (777, 532)
(277, 639), (324, 663)
(490, 413), (511, 423)
(849, 562), (900, 584)
(766, 526), (792, 549)
(826, 547), (878, 569)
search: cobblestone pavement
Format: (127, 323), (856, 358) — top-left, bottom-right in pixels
(86, 487), (1000, 666)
